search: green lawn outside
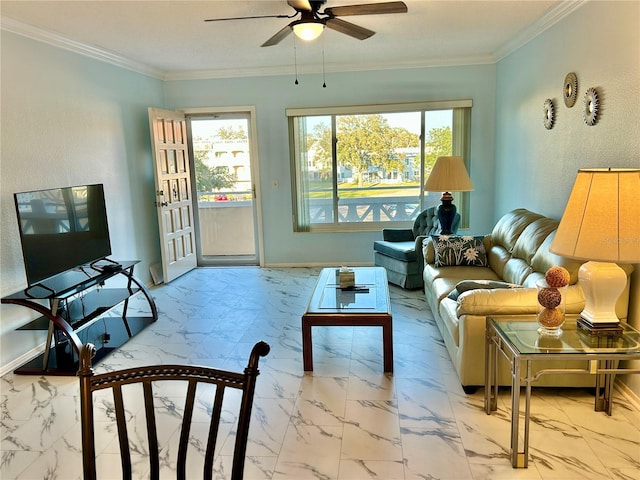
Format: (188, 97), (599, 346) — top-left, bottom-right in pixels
(308, 181), (421, 199)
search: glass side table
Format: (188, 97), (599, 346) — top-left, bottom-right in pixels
(484, 316), (640, 468)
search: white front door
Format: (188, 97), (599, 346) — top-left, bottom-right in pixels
(148, 108), (197, 283)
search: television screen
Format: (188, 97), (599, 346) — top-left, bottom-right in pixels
(14, 184), (112, 286)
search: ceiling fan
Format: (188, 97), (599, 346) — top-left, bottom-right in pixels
(204, 1), (408, 47)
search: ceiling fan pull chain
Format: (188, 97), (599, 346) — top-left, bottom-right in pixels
(322, 33), (327, 88)
(294, 35), (299, 85)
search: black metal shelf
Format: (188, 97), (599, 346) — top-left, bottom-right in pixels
(2, 260), (158, 375)
(18, 287), (142, 331)
(14, 316), (154, 375)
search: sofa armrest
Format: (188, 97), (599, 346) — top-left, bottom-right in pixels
(382, 228), (414, 242)
(422, 236), (435, 265)
(456, 285), (585, 316)
(414, 235), (427, 267)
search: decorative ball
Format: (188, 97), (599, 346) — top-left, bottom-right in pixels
(538, 307), (564, 328)
(538, 287), (562, 309)
(545, 266), (570, 288)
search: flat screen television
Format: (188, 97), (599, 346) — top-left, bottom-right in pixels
(14, 184), (112, 286)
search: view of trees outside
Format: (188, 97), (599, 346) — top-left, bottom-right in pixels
(307, 113), (420, 187)
(190, 119), (250, 202)
(299, 110), (453, 222)
(189, 111), (454, 224)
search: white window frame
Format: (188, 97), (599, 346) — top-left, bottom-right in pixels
(287, 100), (472, 232)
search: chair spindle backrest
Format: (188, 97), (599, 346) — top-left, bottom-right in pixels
(78, 341), (270, 480)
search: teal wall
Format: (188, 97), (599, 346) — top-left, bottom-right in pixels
(494, 1), (639, 219)
(0, 31), (164, 369)
(494, 0), (640, 394)
(164, 66), (497, 266)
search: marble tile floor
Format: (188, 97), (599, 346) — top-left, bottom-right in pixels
(1, 267), (639, 480)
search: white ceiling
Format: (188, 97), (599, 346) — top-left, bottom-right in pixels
(1, 0), (582, 80)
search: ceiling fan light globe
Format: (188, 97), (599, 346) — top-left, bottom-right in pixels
(292, 22), (324, 41)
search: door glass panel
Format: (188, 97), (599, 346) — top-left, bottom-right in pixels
(190, 117), (256, 260)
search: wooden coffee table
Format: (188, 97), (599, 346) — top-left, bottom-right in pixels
(302, 267), (393, 373)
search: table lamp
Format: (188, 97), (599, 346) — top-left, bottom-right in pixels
(423, 156), (474, 234)
(550, 168), (640, 332)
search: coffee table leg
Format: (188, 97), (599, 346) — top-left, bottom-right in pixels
(383, 317), (393, 373)
(302, 316), (313, 371)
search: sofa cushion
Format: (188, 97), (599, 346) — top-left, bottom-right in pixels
(501, 258), (535, 285)
(455, 284), (585, 316)
(373, 240), (417, 262)
(431, 277), (465, 303)
(432, 235), (488, 267)
(447, 280), (521, 301)
(529, 231), (584, 286)
(424, 264), (499, 282)
(511, 218), (559, 264)
(490, 209), (544, 253)
(487, 244), (511, 279)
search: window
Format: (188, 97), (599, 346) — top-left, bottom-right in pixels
(287, 100), (472, 232)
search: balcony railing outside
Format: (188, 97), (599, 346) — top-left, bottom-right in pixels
(197, 191), (254, 256)
(312, 196), (422, 223)
(196, 190), (441, 256)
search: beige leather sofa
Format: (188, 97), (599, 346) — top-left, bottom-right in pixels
(422, 209), (632, 391)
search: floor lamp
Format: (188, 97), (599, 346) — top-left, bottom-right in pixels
(424, 156), (474, 234)
(550, 168), (640, 332)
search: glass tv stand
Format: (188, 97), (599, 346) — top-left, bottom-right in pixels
(2, 260), (158, 375)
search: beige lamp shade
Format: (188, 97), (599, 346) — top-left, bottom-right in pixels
(550, 168), (640, 263)
(550, 168), (640, 327)
(424, 156), (474, 192)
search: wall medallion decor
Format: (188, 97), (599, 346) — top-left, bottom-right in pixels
(583, 87), (599, 126)
(563, 72), (578, 107)
(543, 99), (555, 129)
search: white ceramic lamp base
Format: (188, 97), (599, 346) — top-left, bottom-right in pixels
(578, 261), (626, 328)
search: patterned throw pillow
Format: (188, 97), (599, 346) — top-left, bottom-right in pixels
(431, 235), (488, 267)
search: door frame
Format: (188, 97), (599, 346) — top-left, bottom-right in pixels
(180, 106), (264, 267)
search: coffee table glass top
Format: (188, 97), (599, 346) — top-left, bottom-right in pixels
(306, 267), (390, 314)
(490, 317), (640, 355)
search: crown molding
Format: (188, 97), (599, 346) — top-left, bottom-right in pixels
(493, 0), (586, 62)
(163, 54), (496, 81)
(1, 17), (164, 80)
(2, 1), (586, 82)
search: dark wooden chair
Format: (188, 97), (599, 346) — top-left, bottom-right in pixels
(78, 340), (270, 480)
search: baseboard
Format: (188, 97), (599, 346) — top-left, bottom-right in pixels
(263, 262), (373, 268)
(615, 380), (640, 412)
(0, 343), (45, 377)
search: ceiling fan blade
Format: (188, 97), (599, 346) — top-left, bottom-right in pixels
(261, 23), (294, 47)
(325, 17), (375, 40)
(325, 1), (407, 17)
(288, 0), (313, 12)
(205, 14), (292, 22)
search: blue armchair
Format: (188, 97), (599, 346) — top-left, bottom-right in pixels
(373, 206), (460, 289)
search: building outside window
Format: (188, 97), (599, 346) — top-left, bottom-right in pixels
(287, 100), (472, 232)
